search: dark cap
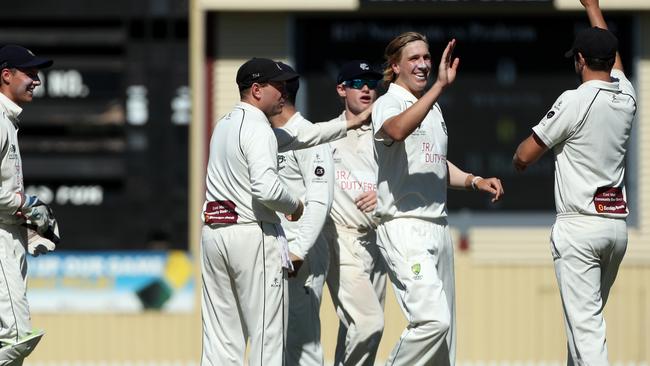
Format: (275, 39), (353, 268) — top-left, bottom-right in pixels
(337, 60), (383, 84)
(277, 62), (299, 97)
(236, 58), (298, 90)
(0, 45), (53, 70)
(565, 27), (618, 59)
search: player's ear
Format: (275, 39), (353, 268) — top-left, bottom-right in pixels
(250, 83), (263, 100)
(336, 83), (346, 98)
(0, 68), (12, 85)
(391, 62), (400, 76)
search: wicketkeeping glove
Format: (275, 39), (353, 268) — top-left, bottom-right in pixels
(26, 227), (56, 257)
(19, 195), (54, 236)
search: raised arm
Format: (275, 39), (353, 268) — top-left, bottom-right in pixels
(580, 0), (623, 71)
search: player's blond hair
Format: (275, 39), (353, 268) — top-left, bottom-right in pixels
(383, 31), (428, 85)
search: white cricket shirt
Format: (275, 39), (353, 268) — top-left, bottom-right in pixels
(204, 102), (299, 225)
(328, 112), (377, 229)
(277, 113), (334, 259)
(372, 83), (449, 221)
(0, 92), (25, 223)
(532, 69), (636, 218)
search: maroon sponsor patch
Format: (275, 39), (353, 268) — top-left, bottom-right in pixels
(593, 187), (627, 214)
(204, 200), (238, 224)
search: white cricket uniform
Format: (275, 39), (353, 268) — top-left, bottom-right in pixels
(532, 69), (636, 366)
(0, 93), (32, 366)
(371, 83), (456, 366)
(322, 112), (386, 366)
(201, 103), (348, 366)
(277, 113), (334, 366)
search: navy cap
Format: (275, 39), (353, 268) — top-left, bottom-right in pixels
(277, 62), (299, 96)
(565, 27), (618, 59)
(337, 60), (382, 84)
(0, 45), (53, 70)
(236, 58), (298, 90)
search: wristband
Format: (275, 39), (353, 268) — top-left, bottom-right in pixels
(471, 176), (483, 191)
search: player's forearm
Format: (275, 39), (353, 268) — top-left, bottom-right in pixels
(251, 172), (300, 215)
(0, 191), (24, 215)
(276, 120), (347, 152)
(513, 133), (548, 172)
(447, 161), (473, 190)
(381, 83), (445, 141)
(584, 3), (607, 29)
(290, 200), (329, 259)
(583, 1), (624, 70)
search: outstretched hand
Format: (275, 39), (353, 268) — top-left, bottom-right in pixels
(437, 39), (460, 88)
(474, 177), (504, 203)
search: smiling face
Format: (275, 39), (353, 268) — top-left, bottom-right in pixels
(392, 40), (431, 97)
(0, 67), (41, 105)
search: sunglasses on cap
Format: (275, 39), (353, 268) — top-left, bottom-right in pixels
(343, 79), (379, 90)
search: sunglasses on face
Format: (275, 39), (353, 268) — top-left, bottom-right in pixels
(343, 79), (379, 90)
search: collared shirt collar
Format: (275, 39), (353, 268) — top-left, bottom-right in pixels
(286, 111), (304, 126)
(236, 101), (269, 123)
(580, 78), (620, 93)
(0, 92), (23, 126)
(387, 83), (419, 103)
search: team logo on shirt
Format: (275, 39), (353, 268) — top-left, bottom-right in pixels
(546, 110), (555, 119)
(7, 144), (17, 160)
(314, 166), (325, 177)
(277, 154), (286, 170)
(411, 263), (423, 280)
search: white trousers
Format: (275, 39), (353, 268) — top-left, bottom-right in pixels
(376, 218), (455, 366)
(200, 223), (288, 366)
(324, 224), (386, 366)
(285, 235), (329, 366)
(0, 224), (31, 366)
(550, 215), (627, 366)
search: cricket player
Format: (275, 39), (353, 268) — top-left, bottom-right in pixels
(200, 57), (305, 366)
(0, 44), (57, 365)
(372, 33), (504, 366)
(269, 63), (334, 366)
(201, 57), (368, 366)
(322, 60), (387, 366)
(513, 1), (636, 364)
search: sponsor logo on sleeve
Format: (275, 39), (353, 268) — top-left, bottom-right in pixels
(312, 165), (328, 183)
